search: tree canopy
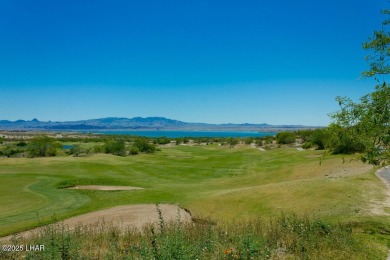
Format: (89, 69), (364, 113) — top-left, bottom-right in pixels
(362, 10), (390, 79)
(27, 136), (61, 157)
(331, 9), (390, 166)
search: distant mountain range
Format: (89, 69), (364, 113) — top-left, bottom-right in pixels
(0, 117), (319, 131)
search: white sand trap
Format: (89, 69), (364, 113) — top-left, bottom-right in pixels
(296, 148), (305, 151)
(258, 148), (266, 152)
(1, 204), (191, 242)
(68, 185), (144, 191)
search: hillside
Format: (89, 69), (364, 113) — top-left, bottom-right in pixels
(0, 117), (318, 131)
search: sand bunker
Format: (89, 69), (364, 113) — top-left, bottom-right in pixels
(62, 204), (191, 228)
(68, 185), (144, 191)
(1, 204), (191, 242)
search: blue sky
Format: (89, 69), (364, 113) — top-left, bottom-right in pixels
(0, 0), (386, 125)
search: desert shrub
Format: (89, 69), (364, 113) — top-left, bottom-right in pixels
(16, 141), (27, 147)
(276, 132), (296, 144)
(129, 146), (139, 155)
(1, 147), (22, 157)
(327, 124), (366, 154)
(227, 137), (239, 148)
(297, 129), (329, 149)
(264, 136), (274, 144)
(104, 139), (126, 156)
(154, 137), (171, 145)
(245, 137), (254, 144)
(133, 138), (156, 153)
(310, 129), (328, 149)
(70, 144), (81, 157)
(297, 129), (313, 142)
(302, 142), (313, 149)
(256, 139), (263, 146)
(175, 138), (190, 145)
(93, 145), (105, 153)
(27, 136), (61, 157)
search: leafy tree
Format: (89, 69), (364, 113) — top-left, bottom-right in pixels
(27, 136), (61, 157)
(326, 124), (366, 155)
(362, 9), (390, 78)
(330, 9), (390, 165)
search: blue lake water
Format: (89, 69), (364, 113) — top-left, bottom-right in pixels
(87, 130), (276, 138)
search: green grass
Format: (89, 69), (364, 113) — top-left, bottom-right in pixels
(0, 145), (389, 253)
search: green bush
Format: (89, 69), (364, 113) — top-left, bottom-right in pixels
(154, 137), (171, 145)
(70, 144), (81, 157)
(104, 139), (126, 156)
(264, 136), (274, 144)
(27, 136), (61, 157)
(276, 132), (296, 144)
(93, 145), (105, 153)
(327, 124), (366, 155)
(1, 147), (22, 158)
(311, 129), (328, 149)
(129, 146), (139, 155)
(244, 137), (254, 145)
(302, 142), (312, 149)
(133, 138), (156, 153)
(16, 141), (27, 147)
(256, 139), (263, 146)
(227, 137), (239, 148)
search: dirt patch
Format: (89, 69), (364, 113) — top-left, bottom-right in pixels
(68, 185), (144, 191)
(1, 204), (191, 242)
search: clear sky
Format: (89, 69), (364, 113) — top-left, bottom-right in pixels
(0, 0), (386, 125)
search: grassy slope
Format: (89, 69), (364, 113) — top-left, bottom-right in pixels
(0, 145), (387, 237)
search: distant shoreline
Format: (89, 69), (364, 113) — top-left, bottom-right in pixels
(82, 130), (277, 138)
(0, 129), (277, 138)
